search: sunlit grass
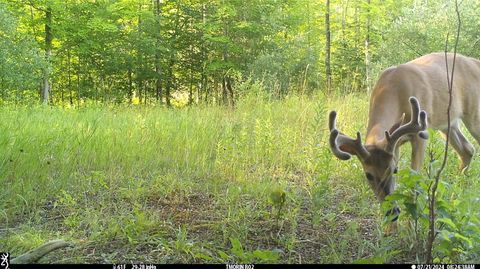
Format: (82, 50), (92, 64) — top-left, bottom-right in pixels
(0, 93), (478, 263)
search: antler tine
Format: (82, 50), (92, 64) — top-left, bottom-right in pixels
(329, 111), (370, 160)
(386, 97), (429, 152)
(418, 110), (429, 140)
(329, 110), (338, 132)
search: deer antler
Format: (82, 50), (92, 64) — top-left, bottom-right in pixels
(385, 96), (429, 152)
(329, 111), (370, 160)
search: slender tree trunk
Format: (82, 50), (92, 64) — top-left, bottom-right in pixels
(42, 6), (52, 104)
(221, 52), (231, 106)
(201, 65), (206, 103)
(76, 62), (81, 107)
(138, 78), (143, 103)
(1, 75), (4, 100)
(342, 0), (347, 37)
(166, 58), (173, 107)
(128, 68), (133, 104)
(60, 79), (64, 103)
(216, 80), (220, 105)
(68, 49), (73, 105)
(50, 79), (55, 105)
(154, 0), (163, 103)
(144, 82), (147, 105)
(340, 0), (348, 91)
(226, 77), (234, 107)
(325, 0), (332, 92)
(137, 3), (143, 104)
(200, 3), (207, 103)
(204, 77), (209, 104)
(354, 2), (360, 47)
(222, 76), (228, 105)
(189, 66), (194, 105)
(365, 0), (371, 92)
(221, 20), (233, 106)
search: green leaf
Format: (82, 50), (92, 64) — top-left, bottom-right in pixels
(230, 238), (247, 261)
(230, 238), (243, 252)
(454, 233), (473, 248)
(252, 249), (280, 262)
(354, 257), (385, 264)
(404, 202), (419, 220)
(438, 229), (453, 242)
(194, 252), (214, 261)
(218, 250), (231, 261)
(437, 217), (457, 230)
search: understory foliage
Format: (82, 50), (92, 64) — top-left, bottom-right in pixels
(0, 0), (479, 105)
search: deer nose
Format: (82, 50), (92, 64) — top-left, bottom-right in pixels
(385, 205), (401, 222)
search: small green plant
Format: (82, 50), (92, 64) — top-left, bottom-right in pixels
(218, 238), (281, 264)
(269, 187), (286, 223)
(382, 160), (480, 263)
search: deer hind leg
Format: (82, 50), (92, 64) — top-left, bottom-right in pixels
(440, 125), (475, 172)
(411, 136), (427, 171)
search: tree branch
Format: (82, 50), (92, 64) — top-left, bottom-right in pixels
(425, 0), (461, 263)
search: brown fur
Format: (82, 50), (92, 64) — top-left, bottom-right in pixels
(332, 52), (480, 205)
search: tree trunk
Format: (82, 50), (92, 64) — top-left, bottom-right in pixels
(204, 77), (209, 104)
(67, 49), (73, 105)
(138, 78), (143, 103)
(200, 3), (207, 103)
(154, 0), (163, 103)
(189, 66), (194, 105)
(128, 68), (133, 104)
(226, 76), (234, 107)
(222, 76), (228, 105)
(137, 3), (143, 105)
(76, 63), (81, 107)
(365, 0), (371, 92)
(325, 0), (332, 93)
(60, 79), (64, 103)
(42, 6), (52, 104)
(144, 82), (147, 105)
(166, 58), (173, 107)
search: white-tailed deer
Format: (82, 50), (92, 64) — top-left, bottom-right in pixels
(329, 53), (480, 232)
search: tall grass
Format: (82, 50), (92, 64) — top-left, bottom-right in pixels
(0, 93), (478, 263)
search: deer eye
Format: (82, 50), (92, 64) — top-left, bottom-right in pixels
(393, 167), (398, 174)
(365, 173), (374, 181)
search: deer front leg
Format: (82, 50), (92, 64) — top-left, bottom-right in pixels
(440, 127), (474, 173)
(411, 136), (427, 171)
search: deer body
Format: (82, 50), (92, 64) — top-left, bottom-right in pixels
(369, 53), (480, 133)
(329, 53), (480, 231)
(367, 53), (480, 171)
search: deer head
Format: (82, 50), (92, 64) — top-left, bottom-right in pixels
(329, 97), (429, 202)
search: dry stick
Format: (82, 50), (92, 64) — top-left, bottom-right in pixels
(11, 240), (71, 264)
(425, 0), (461, 263)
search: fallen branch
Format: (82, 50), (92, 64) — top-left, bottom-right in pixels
(11, 240), (71, 264)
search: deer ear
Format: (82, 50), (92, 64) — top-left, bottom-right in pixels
(338, 132), (366, 157)
(339, 144), (358, 156)
(388, 113), (406, 134)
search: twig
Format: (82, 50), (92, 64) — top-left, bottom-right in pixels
(11, 240), (72, 264)
(425, 0), (461, 263)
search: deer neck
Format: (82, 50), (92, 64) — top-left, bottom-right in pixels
(365, 90), (402, 148)
(365, 107), (402, 147)
(365, 123), (390, 147)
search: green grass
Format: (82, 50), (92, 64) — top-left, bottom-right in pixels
(1, 93), (479, 263)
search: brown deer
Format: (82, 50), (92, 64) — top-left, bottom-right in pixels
(329, 53), (480, 233)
